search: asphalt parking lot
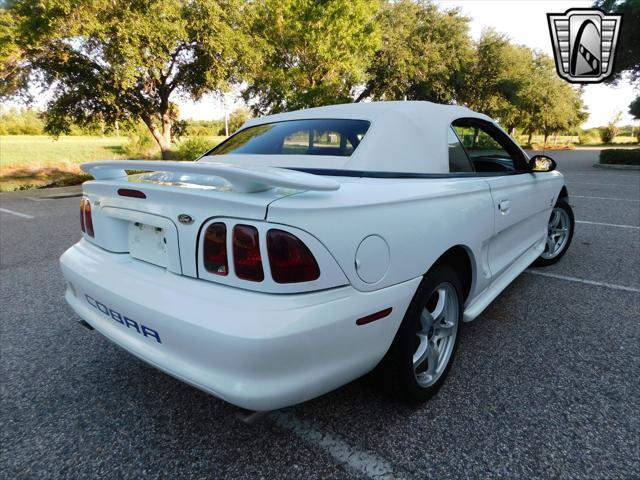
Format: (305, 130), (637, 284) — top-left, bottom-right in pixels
(1, 149), (639, 479)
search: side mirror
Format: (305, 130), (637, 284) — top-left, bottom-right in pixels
(528, 155), (557, 172)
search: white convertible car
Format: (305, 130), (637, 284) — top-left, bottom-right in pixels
(60, 101), (574, 412)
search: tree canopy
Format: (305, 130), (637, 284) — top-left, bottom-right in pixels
(2, 0), (594, 148)
(242, 0), (381, 114)
(594, 0), (640, 84)
(3, 0), (259, 157)
(358, 0), (471, 103)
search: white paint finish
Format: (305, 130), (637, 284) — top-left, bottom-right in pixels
(526, 270), (640, 293)
(0, 207), (34, 219)
(81, 180), (291, 278)
(61, 101), (570, 410)
(576, 220), (640, 230)
(355, 235), (390, 284)
(571, 195), (640, 202)
(267, 176), (496, 295)
(82, 160), (340, 192)
(272, 411), (405, 480)
(464, 239), (545, 321)
(61, 239), (420, 411)
(484, 172), (562, 279)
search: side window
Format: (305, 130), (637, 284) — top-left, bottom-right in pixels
(448, 127), (474, 172)
(452, 120), (525, 173)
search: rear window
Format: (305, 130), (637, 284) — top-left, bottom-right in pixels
(208, 119), (370, 157)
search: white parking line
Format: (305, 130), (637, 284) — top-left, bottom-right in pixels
(526, 270), (640, 293)
(576, 220), (640, 230)
(272, 411), (405, 480)
(570, 173), (640, 176)
(569, 182), (640, 188)
(0, 207), (34, 219)
(572, 195), (640, 202)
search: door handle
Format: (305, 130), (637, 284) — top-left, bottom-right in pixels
(498, 200), (510, 214)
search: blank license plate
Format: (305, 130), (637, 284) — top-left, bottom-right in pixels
(129, 222), (168, 267)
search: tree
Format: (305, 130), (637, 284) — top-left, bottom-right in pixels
(0, 6), (28, 98)
(630, 96), (640, 119)
(630, 96), (640, 141)
(518, 54), (587, 146)
(228, 106), (252, 134)
(600, 111), (622, 143)
(458, 30), (533, 132)
(243, 0), (381, 114)
(594, 0), (640, 84)
(357, 0), (472, 103)
(3, 0), (258, 158)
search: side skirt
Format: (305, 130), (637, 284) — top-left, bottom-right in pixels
(462, 238), (545, 322)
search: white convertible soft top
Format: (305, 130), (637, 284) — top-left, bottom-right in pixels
(199, 101), (493, 174)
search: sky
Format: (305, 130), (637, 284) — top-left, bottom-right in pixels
(181, 0), (638, 128)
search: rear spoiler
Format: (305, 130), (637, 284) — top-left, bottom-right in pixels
(80, 160), (340, 193)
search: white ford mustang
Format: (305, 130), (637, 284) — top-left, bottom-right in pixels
(60, 101), (574, 412)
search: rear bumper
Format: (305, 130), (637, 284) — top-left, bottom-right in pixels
(60, 240), (420, 410)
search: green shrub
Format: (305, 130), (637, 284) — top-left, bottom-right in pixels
(175, 136), (213, 161)
(599, 148), (640, 165)
(578, 130), (599, 145)
(123, 127), (156, 158)
(599, 126), (618, 143)
(0, 108), (45, 134)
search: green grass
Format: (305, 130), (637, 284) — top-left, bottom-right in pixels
(0, 135), (225, 191)
(515, 134), (638, 148)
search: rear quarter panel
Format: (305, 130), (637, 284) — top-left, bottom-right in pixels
(267, 177), (495, 300)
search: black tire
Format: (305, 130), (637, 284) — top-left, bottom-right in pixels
(378, 265), (463, 403)
(532, 197), (575, 267)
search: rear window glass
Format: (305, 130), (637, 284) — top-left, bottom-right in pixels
(208, 119), (370, 157)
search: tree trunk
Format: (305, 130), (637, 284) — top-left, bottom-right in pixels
(543, 133), (549, 147)
(355, 86), (371, 103)
(472, 127), (480, 147)
(527, 132), (533, 146)
(142, 115), (173, 160)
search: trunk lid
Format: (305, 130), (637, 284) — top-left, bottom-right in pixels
(80, 162), (338, 277)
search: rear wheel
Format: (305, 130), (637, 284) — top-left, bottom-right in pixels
(533, 197), (574, 267)
(380, 265), (463, 403)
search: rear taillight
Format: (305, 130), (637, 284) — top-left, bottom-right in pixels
(232, 225), (264, 282)
(80, 199), (86, 233)
(203, 222), (228, 275)
(267, 229), (320, 283)
(80, 198), (94, 237)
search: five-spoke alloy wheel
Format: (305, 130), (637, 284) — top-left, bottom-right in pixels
(380, 265), (463, 402)
(534, 197), (575, 267)
(413, 283), (459, 388)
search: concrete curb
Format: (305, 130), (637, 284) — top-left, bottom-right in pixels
(0, 184), (83, 199)
(593, 163), (640, 171)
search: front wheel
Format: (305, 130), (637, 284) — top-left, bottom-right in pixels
(533, 197), (575, 267)
(378, 265), (463, 403)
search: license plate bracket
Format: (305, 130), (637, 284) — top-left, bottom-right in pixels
(129, 222), (169, 267)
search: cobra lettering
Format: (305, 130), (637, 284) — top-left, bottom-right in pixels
(85, 294), (162, 344)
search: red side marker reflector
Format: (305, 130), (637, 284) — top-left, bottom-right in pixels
(118, 188), (146, 199)
(356, 307), (393, 326)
